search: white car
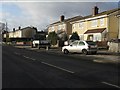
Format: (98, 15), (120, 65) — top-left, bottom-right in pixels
(62, 40), (98, 55)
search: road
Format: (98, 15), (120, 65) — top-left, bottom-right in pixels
(2, 45), (120, 88)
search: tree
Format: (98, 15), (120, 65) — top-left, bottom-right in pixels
(34, 31), (46, 40)
(58, 32), (68, 47)
(47, 31), (58, 45)
(69, 32), (80, 40)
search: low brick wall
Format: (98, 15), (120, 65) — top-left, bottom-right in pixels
(16, 42), (24, 45)
(96, 41), (108, 49)
(16, 41), (32, 45)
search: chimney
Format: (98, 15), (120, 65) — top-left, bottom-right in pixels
(13, 28), (15, 32)
(60, 15), (65, 22)
(19, 26), (21, 30)
(92, 6), (99, 16)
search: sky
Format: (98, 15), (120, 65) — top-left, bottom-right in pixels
(0, 0), (119, 31)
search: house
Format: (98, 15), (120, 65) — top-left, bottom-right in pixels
(48, 15), (83, 39)
(8, 26), (37, 39)
(117, 14), (120, 39)
(3, 26), (37, 44)
(108, 14), (120, 52)
(70, 6), (120, 48)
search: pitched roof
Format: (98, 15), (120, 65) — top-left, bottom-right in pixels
(49, 15), (83, 26)
(9, 26), (37, 33)
(84, 28), (106, 34)
(71, 8), (120, 23)
(84, 8), (120, 19)
(49, 8), (120, 26)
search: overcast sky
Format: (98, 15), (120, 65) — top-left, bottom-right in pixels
(0, 0), (119, 31)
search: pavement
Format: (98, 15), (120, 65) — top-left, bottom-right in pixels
(13, 45), (120, 64)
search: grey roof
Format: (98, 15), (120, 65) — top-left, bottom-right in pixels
(49, 8), (120, 26)
(49, 15), (83, 26)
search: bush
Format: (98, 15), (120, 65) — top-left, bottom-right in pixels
(47, 31), (58, 45)
(69, 32), (79, 41)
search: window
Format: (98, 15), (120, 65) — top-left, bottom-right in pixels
(100, 18), (104, 26)
(71, 41), (78, 46)
(58, 25), (61, 30)
(93, 34), (101, 41)
(51, 26), (55, 31)
(58, 24), (65, 31)
(62, 24), (65, 29)
(91, 20), (97, 27)
(86, 41), (96, 45)
(73, 24), (76, 29)
(79, 41), (85, 46)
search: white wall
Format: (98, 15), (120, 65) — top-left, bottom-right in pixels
(9, 32), (14, 38)
(109, 42), (120, 52)
(14, 30), (22, 38)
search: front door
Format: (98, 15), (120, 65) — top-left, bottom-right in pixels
(87, 35), (93, 41)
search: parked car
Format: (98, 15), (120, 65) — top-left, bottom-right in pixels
(32, 40), (51, 49)
(62, 40), (98, 55)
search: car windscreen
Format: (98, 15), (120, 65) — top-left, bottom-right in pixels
(86, 41), (96, 45)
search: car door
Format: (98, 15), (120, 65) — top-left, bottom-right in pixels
(68, 41), (78, 52)
(76, 41), (86, 52)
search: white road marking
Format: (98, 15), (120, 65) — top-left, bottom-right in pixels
(41, 62), (75, 74)
(14, 52), (21, 55)
(23, 55), (36, 61)
(30, 58), (36, 61)
(15, 52), (35, 61)
(102, 82), (120, 88)
(23, 55), (29, 59)
(93, 59), (105, 63)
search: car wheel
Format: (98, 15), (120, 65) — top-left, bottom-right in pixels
(64, 49), (69, 54)
(31, 44), (33, 48)
(82, 49), (88, 55)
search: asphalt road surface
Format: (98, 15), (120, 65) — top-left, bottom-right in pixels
(2, 45), (120, 88)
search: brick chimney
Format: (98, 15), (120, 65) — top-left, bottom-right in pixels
(92, 6), (99, 16)
(19, 26), (21, 30)
(13, 28), (15, 32)
(60, 15), (65, 22)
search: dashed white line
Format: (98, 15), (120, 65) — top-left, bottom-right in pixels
(102, 82), (120, 88)
(30, 58), (36, 61)
(23, 55), (29, 59)
(93, 59), (106, 63)
(14, 52), (21, 55)
(23, 55), (36, 61)
(41, 62), (75, 74)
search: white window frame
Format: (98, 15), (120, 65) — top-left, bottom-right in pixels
(73, 24), (76, 29)
(62, 24), (65, 29)
(79, 22), (84, 29)
(51, 26), (55, 32)
(58, 25), (61, 30)
(93, 34), (101, 41)
(91, 20), (97, 27)
(100, 18), (104, 26)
